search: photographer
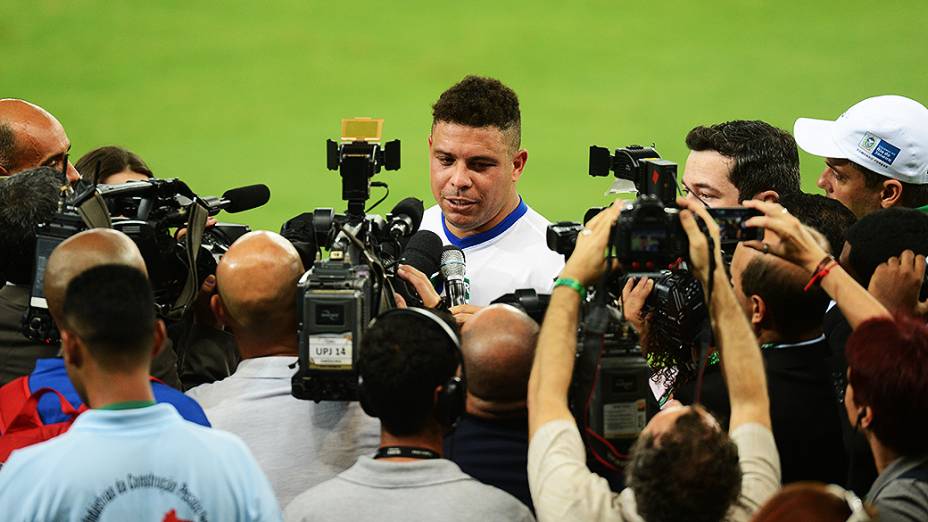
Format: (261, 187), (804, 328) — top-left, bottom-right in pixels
(285, 308), (534, 521)
(742, 200), (928, 519)
(527, 199), (779, 522)
(187, 231), (379, 507)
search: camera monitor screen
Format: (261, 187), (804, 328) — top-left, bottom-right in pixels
(630, 228), (667, 254)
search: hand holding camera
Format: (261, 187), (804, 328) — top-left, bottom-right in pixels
(559, 201), (623, 286)
(742, 199), (829, 273)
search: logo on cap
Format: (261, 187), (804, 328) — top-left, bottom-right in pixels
(873, 139), (901, 166)
(859, 133), (878, 153)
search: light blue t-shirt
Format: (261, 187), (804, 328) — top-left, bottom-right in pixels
(0, 403), (281, 521)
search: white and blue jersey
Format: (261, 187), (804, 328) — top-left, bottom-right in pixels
(420, 197), (565, 306)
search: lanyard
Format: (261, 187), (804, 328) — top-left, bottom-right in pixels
(706, 335), (825, 367)
(374, 446), (441, 460)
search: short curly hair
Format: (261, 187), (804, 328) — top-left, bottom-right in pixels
(432, 75), (521, 149)
(626, 408), (742, 522)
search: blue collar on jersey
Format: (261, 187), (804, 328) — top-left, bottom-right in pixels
(442, 197), (528, 249)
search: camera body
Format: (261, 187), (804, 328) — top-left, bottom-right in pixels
(613, 195), (687, 274)
(293, 259), (373, 402)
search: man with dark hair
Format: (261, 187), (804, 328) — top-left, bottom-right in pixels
(419, 75), (564, 309)
(674, 234), (846, 484)
(285, 308), (534, 521)
(444, 304), (539, 510)
(528, 199), (779, 522)
(0, 167), (70, 384)
(795, 95), (928, 218)
(187, 231), (379, 507)
(778, 192), (857, 256)
(0, 98), (79, 182)
(845, 316), (928, 520)
(683, 120), (801, 207)
(0, 264), (281, 519)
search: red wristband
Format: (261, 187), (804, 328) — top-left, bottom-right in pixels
(804, 256), (838, 292)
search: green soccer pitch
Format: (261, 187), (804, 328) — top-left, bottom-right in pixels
(2, 0), (925, 231)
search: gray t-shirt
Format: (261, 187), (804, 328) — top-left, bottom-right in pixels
(867, 455), (928, 522)
(284, 456), (535, 522)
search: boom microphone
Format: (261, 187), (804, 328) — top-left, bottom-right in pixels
(394, 230), (443, 307)
(440, 245), (467, 307)
(204, 184), (271, 214)
(388, 197), (424, 239)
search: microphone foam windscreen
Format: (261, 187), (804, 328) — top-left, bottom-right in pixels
(402, 230), (443, 276)
(440, 245), (466, 278)
(392, 197), (425, 230)
(222, 184), (270, 213)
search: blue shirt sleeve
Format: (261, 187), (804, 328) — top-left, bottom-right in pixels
(152, 383), (211, 427)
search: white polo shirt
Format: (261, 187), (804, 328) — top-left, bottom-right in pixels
(420, 198), (565, 306)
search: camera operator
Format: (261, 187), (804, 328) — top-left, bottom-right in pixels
(0, 98), (80, 182)
(419, 75), (564, 315)
(795, 95), (928, 219)
(186, 231), (379, 507)
(0, 264), (280, 519)
(0, 167), (67, 385)
(444, 304), (539, 511)
(742, 200), (928, 520)
(285, 307), (534, 521)
(5, 228), (209, 430)
(682, 120), (801, 207)
(527, 199), (779, 522)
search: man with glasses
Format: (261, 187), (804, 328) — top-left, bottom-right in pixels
(681, 120), (801, 208)
(0, 99), (80, 183)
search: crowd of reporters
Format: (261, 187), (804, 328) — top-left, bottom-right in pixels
(0, 81), (927, 522)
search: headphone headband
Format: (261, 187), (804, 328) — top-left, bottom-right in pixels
(372, 307), (461, 351)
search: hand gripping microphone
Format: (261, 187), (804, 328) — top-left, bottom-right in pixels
(440, 245), (467, 307)
(394, 230), (443, 307)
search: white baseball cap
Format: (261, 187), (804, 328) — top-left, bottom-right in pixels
(794, 95), (928, 184)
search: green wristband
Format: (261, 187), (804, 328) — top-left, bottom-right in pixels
(553, 277), (587, 299)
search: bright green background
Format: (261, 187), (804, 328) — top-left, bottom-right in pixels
(2, 1), (925, 230)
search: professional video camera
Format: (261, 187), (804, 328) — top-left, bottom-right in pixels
(22, 176), (268, 345)
(292, 118), (425, 403)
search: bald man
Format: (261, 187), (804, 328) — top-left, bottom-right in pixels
(0, 99), (79, 182)
(186, 231), (379, 507)
(444, 304), (539, 511)
(0, 228), (209, 431)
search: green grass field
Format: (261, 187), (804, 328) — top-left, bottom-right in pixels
(2, 0), (926, 231)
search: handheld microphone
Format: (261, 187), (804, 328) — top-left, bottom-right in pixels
(387, 197), (424, 239)
(440, 245), (467, 307)
(394, 230), (443, 307)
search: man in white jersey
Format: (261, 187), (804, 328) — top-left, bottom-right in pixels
(419, 75), (564, 314)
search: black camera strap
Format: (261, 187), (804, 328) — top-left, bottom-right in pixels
(374, 446), (441, 460)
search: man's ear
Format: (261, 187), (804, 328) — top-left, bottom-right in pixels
(750, 294), (766, 329)
(511, 149), (528, 182)
(427, 135), (433, 148)
(880, 179), (904, 208)
(859, 405), (874, 430)
(60, 329), (83, 369)
(151, 319), (167, 358)
(752, 190), (780, 204)
(210, 294), (228, 329)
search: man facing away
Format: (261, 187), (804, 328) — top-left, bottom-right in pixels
(0, 264), (280, 520)
(444, 303), (539, 510)
(186, 231), (379, 507)
(285, 307), (534, 521)
(419, 75), (564, 310)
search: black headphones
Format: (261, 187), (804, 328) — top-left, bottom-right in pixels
(357, 307), (466, 428)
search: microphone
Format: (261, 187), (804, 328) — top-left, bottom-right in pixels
(440, 245), (467, 307)
(203, 184), (270, 214)
(394, 230), (443, 307)
(387, 197), (424, 239)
